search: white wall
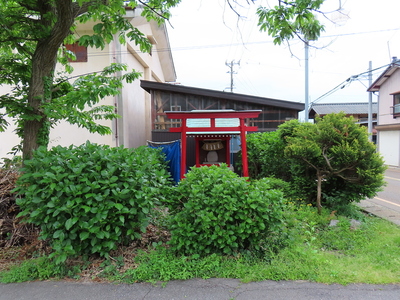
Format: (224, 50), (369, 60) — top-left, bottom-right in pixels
(0, 85), (20, 160)
(49, 41), (116, 149)
(378, 130), (400, 166)
(378, 70), (400, 126)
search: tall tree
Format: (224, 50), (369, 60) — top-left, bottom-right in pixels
(283, 113), (386, 214)
(0, 0), (180, 160)
(0, 0), (328, 161)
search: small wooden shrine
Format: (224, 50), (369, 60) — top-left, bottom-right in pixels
(165, 110), (261, 179)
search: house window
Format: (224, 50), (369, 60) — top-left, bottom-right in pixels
(65, 43), (88, 62)
(393, 93), (400, 117)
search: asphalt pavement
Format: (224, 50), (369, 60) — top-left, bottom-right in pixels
(1, 167), (400, 300)
(1, 279), (400, 300)
(358, 166), (400, 226)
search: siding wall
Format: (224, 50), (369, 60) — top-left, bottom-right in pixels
(378, 130), (400, 166)
(378, 70), (400, 126)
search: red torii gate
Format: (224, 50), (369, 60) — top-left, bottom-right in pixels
(165, 110), (261, 179)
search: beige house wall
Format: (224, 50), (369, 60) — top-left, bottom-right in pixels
(0, 9), (176, 160)
(49, 41), (115, 149)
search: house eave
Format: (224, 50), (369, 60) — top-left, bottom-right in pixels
(375, 124), (400, 131)
(368, 61), (400, 92)
(150, 22), (176, 82)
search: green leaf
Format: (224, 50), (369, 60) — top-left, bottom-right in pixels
(65, 217), (78, 230)
(114, 203), (124, 210)
(119, 215), (125, 224)
(80, 231), (90, 241)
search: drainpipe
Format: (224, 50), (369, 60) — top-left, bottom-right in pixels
(113, 33), (124, 147)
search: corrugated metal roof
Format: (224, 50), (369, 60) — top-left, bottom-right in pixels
(140, 80), (304, 111)
(310, 102), (377, 115)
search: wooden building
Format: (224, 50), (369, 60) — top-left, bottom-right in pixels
(141, 80), (304, 176)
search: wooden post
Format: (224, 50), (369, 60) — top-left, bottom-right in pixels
(239, 118), (249, 178)
(226, 137), (231, 166)
(195, 137), (200, 167)
(180, 118), (187, 179)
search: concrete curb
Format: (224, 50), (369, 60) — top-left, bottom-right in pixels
(358, 199), (400, 226)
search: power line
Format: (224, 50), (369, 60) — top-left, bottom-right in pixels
(165, 27), (400, 53)
(311, 63), (390, 104)
(67, 27), (400, 59)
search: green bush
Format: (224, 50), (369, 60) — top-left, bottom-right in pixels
(166, 165), (286, 256)
(15, 142), (172, 263)
(242, 131), (290, 180)
(283, 114), (386, 210)
(245, 116), (386, 211)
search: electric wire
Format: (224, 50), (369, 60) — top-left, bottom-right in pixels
(311, 63), (391, 104)
(78, 27), (400, 58)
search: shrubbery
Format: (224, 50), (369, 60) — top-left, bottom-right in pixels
(15, 142), (172, 263)
(165, 165), (286, 256)
(245, 114), (386, 212)
(245, 131), (289, 180)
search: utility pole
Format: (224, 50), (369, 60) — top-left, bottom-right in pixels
(368, 61), (373, 141)
(225, 60), (240, 92)
(304, 40), (309, 122)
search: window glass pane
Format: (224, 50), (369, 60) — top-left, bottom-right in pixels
(65, 43), (88, 62)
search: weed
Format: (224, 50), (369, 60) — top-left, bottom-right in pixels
(2, 203), (400, 285)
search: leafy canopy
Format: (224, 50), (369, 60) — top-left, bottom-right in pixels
(257, 0), (325, 44)
(282, 113), (386, 212)
(0, 0), (180, 159)
(245, 113), (386, 213)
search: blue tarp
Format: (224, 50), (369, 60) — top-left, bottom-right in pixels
(148, 140), (181, 183)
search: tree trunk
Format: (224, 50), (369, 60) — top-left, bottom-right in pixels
(22, 43), (57, 161)
(22, 1), (76, 161)
(316, 170), (323, 214)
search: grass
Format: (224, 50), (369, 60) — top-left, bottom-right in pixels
(1, 203), (400, 285)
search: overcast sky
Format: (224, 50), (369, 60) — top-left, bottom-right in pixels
(165, 0), (400, 110)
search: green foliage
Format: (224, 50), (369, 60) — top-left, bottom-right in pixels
(0, 0), (181, 159)
(15, 142), (172, 263)
(0, 113), (9, 132)
(284, 113), (386, 209)
(44, 63), (141, 136)
(119, 248), (255, 284)
(257, 0), (325, 44)
(0, 256), (77, 283)
(93, 206), (400, 285)
(4, 205), (400, 284)
(246, 114), (386, 211)
(245, 131), (290, 180)
(166, 165), (286, 256)
(318, 218), (371, 252)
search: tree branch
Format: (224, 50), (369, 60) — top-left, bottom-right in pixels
(137, 0), (169, 20)
(72, 0), (109, 17)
